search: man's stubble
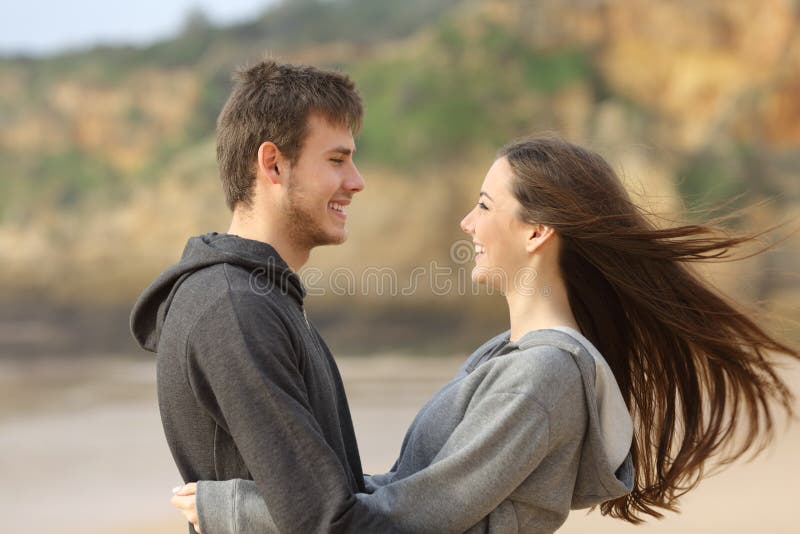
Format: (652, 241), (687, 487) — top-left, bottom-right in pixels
(283, 174), (345, 250)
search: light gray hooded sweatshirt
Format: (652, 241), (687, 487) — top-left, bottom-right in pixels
(197, 327), (634, 533)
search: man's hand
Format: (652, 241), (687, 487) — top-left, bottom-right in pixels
(171, 483), (200, 533)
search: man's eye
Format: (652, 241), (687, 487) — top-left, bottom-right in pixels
(478, 202), (489, 210)
(330, 158), (344, 164)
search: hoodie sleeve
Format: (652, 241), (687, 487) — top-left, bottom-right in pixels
(194, 343), (595, 534)
(352, 392), (552, 533)
(196, 391), (553, 534)
(185, 291), (366, 534)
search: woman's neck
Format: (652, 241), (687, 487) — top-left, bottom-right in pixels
(505, 276), (580, 342)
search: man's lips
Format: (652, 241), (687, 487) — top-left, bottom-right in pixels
(328, 200), (350, 218)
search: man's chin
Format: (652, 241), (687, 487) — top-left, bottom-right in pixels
(311, 230), (347, 248)
(328, 233), (347, 245)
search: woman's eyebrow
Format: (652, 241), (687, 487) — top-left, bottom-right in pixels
(479, 191), (494, 202)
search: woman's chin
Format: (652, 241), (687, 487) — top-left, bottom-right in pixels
(472, 264), (512, 295)
(471, 270), (497, 290)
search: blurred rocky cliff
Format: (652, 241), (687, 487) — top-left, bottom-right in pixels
(1, 0), (798, 355)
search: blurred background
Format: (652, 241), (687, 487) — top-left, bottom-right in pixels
(1, 0), (798, 532)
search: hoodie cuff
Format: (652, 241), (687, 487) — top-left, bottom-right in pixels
(198, 479), (280, 534)
(197, 479), (237, 534)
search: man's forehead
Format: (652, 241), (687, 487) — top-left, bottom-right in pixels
(306, 114), (355, 149)
(307, 113), (352, 134)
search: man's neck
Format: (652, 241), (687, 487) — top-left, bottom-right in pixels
(227, 211), (310, 272)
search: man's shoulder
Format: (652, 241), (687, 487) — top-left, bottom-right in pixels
(179, 287), (300, 363)
(179, 262), (292, 305)
(177, 261), (252, 290)
(172, 264), (297, 337)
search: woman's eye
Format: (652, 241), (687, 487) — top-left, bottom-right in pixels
(478, 201), (489, 210)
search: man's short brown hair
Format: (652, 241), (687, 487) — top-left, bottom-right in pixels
(216, 60), (363, 210)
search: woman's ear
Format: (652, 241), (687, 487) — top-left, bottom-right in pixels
(525, 224), (556, 254)
(256, 141), (284, 185)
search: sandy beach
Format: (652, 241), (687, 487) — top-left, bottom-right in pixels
(2, 353), (798, 533)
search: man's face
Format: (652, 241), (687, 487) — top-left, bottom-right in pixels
(282, 113), (365, 249)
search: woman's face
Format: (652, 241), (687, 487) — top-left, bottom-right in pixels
(460, 157), (534, 291)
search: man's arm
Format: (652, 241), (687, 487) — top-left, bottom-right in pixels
(185, 291), (367, 533)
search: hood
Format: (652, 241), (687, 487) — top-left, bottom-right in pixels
(518, 326), (635, 508)
(130, 232), (305, 353)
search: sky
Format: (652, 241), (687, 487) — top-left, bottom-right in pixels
(1, 0), (280, 56)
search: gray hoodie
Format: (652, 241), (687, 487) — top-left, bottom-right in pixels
(197, 327), (635, 533)
(130, 233), (369, 533)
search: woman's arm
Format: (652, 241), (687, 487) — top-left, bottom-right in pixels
(192, 473), (398, 533)
(197, 479), (279, 533)
(193, 392), (553, 534)
(352, 392), (552, 533)
(190, 347), (590, 534)
(363, 471), (396, 493)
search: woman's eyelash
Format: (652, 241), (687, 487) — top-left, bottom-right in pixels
(478, 201), (489, 210)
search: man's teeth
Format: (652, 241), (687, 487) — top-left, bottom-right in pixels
(329, 202), (346, 214)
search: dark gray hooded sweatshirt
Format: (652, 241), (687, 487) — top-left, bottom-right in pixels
(130, 233), (374, 533)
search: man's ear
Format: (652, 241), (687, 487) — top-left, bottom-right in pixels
(525, 224), (556, 254)
(256, 141), (285, 185)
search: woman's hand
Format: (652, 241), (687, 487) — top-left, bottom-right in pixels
(172, 482), (200, 533)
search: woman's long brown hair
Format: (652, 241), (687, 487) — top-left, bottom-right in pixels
(500, 135), (799, 522)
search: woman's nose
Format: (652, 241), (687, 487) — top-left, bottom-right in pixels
(460, 208), (474, 234)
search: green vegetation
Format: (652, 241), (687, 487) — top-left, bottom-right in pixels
(355, 57), (492, 166)
(679, 156), (737, 202)
(237, 0), (460, 48)
(354, 19), (592, 168)
(185, 68), (233, 142)
(0, 1), (505, 221)
(522, 48), (590, 94)
(0, 0), (470, 222)
(676, 147), (752, 219)
(35, 150), (119, 209)
(0, 0), (790, 228)
(481, 21), (590, 94)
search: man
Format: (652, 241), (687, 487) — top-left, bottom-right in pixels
(130, 60), (376, 533)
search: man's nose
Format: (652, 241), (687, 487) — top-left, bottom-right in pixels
(346, 165), (365, 193)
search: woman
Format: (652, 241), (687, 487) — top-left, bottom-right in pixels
(172, 136), (799, 533)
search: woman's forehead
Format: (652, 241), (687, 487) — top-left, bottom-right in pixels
(481, 157), (512, 194)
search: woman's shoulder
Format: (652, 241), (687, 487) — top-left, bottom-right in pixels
(457, 330), (512, 375)
(508, 341), (584, 382)
(478, 338), (586, 408)
(513, 328), (597, 380)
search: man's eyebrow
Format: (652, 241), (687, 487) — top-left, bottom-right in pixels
(479, 191), (494, 201)
(328, 146), (354, 156)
